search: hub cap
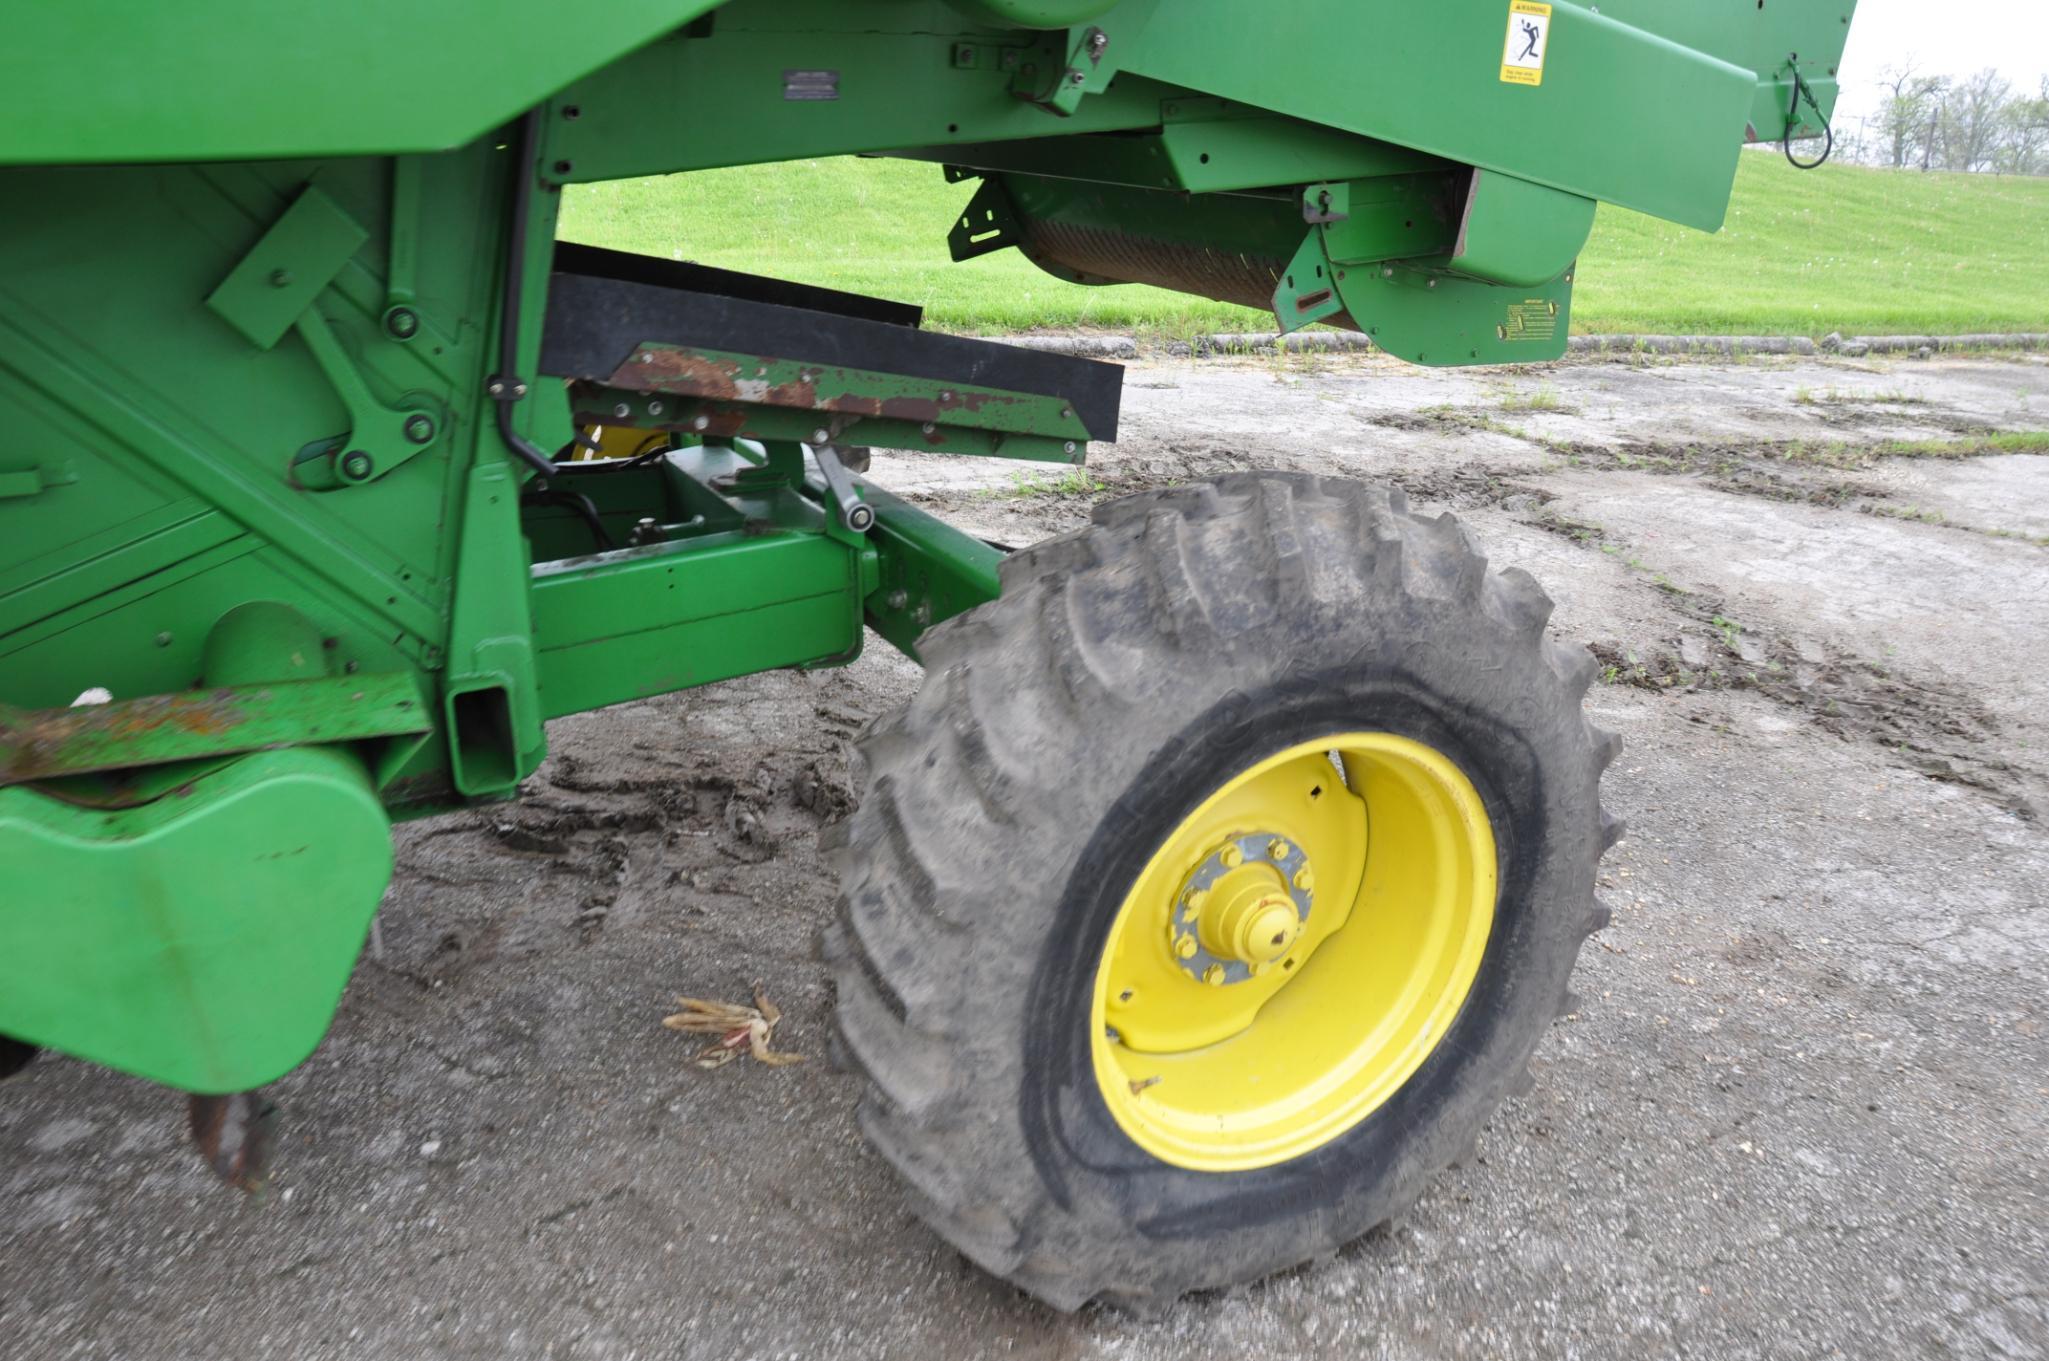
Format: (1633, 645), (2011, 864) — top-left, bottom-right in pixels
(1091, 733), (1497, 1171)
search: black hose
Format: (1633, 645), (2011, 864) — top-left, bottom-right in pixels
(1782, 59), (1834, 171)
(522, 487), (617, 551)
(492, 107), (562, 486)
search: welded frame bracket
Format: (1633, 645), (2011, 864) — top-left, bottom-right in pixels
(1302, 181), (1350, 224)
(1015, 24), (1118, 116)
(948, 177), (1026, 262)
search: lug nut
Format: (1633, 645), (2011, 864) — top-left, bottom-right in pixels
(1175, 935), (1198, 959)
(1202, 965), (1225, 986)
(1269, 839), (1291, 860)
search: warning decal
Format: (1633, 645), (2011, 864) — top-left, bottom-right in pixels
(1503, 299), (1559, 342)
(1501, 0), (1551, 87)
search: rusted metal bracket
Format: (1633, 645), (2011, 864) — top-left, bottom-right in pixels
(0, 671), (432, 787)
(189, 1091), (279, 1197)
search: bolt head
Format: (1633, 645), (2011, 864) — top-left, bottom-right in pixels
(1268, 839), (1291, 861)
(812, 429), (831, 445)
(1202, 965), (1226, 986)
(268, 268), (293, 288)
(383, 307), (419, 339)
(921, 422), (937, 436)
(1068, 68), (1086, 85)
(340, 450), (374, 480)
(1175, 934), (1198, 960)
(403, 414), (434, 444)
(647, 400), (664, 416)
(691, 415), (710, 431)
(1220, 845), (1243, 869)
(613, 403), (631, 419)
(1293, 867), (1315, 892)
(1063, 441), (1079, 455)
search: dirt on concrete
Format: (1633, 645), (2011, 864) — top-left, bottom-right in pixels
(3, 350), (2046, 1360)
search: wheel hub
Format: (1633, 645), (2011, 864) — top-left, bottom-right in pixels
(1169, 832), (1312, 986)
(1091, 733), (1497, 1171)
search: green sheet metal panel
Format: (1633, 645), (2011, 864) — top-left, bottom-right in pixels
(0, 1), (723, 164)
(1110, 0), (1759, 231)
(0, 745), (392, 1092)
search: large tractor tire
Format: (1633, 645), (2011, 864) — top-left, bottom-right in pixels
(824, 472), (1619, 1311)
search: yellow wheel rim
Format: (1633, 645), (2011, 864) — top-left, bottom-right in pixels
(1090, 733), (1497, 1171)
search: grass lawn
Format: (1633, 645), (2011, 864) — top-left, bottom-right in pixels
(560, 152), (2049, 339)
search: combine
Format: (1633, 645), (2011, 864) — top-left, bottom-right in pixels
(0, 0), (1850, 1309)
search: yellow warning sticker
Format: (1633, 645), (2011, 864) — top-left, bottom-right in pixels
(1503, 299), (1559, 342)
(1501, 0), (1551, 87)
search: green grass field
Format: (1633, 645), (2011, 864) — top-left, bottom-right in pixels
(560, 153), (2049, 339)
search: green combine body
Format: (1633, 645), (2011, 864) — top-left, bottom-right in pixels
(0, 0), (1853, 1307)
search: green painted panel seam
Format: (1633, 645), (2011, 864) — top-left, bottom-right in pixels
(0, 537), (261, 666)
(0, 304), (445, 644)
(0, 507), (241, 640)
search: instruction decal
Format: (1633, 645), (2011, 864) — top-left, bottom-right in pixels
(1501, 0), (1551, 87)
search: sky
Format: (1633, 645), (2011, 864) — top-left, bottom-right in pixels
(1833, 0), (2048, 127)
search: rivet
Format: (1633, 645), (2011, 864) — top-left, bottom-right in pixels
(403, 414), (435, 445)
(154, 631), (173, 648)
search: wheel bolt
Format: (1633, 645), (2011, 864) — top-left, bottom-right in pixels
(1202, 965), (1225, 986)
(1175, 934), (1197, 959)
(1269, 839), (1291, 860)
(1294, 867), (1314, 892)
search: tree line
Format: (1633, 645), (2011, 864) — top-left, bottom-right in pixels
(1832, 66), (2049, 174)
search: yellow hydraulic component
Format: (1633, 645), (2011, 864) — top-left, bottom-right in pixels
(568, 423), (671, 462)
(1091, 733), (1496, 1171)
